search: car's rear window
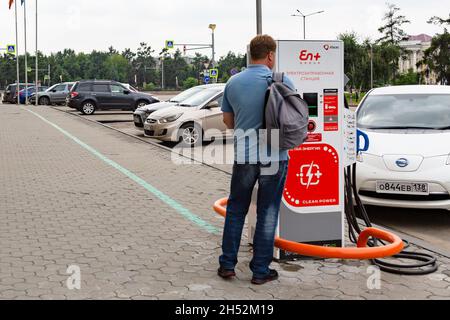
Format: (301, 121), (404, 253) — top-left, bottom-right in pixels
(357, 94), (450, 129)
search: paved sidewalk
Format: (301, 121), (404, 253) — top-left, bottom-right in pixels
(0, 105), (449, 300)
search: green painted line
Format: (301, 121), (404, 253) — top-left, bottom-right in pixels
(24, 108), (221, 235)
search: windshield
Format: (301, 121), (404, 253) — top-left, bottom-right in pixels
(170, 86), (205, 103)
(179, 88), (222, 107)
(46, 84), (58, 92)
(357, 94), (450, 129)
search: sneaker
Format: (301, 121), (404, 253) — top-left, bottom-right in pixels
(251, 269), (279, 285)
(217, 267), (236, 279)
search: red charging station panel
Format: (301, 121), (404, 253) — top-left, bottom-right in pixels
(283, 144), (340, 208)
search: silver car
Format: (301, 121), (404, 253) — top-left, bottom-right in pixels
(30, 82), (75, 105)
(144, 85), (230, 146)
(133, 84), (224, 129)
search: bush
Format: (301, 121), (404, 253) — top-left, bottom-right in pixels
(143, 82), (156, 91)
(183, 77), (198, 89)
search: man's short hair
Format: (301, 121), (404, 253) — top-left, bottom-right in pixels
(250, 35), (277, 60)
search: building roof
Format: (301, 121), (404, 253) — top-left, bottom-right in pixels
(408, 34), (433, 42)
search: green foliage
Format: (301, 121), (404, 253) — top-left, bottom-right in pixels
(394, 69), (419, 85)
(419, 29), (450, 85)
(183, 77), (198, 89)
(143, 82), (156, 91)
(217, 52), (246, 82)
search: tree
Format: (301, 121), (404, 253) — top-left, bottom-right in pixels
(216, 52), (246, 82)
(338, 32), (368, 91)
(428, 14), (450, 26)
(104, 54), (131, 82)
(377, 3), (410, 45)
(419, 29), (450, 85)
(377, 3), (410, 83)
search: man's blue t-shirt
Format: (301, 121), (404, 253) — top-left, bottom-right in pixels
(221, 64), (296, 163)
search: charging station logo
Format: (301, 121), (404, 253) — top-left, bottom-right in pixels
(299, 50), (321, 63)
(284, 144), (339, 208)
(300, 162), (322, 189)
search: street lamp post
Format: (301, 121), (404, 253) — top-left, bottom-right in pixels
(209, 24), (216, 68)
(256, 0), (262, 35)
(291, 9), (325, 40)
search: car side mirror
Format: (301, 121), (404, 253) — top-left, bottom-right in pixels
(124, 90), (131, 95)
(205, 101), (220, 109)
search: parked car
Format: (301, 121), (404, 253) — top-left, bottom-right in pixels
(18, 86), (48, 104)
(356, 85), (450, 211)
(144, 84), (230, 146)
(67, 80), (159, 115)
(30, 82), (75, 105)
(2, 83), (34, 104)
(133, 84), (223, 129)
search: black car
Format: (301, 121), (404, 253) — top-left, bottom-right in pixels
(67, 80), (159, 115)
(2, 83), (34, 104)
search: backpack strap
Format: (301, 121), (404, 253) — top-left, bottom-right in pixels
(272, 72), (284, 83)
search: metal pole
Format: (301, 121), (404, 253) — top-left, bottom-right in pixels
(24, 0), (28, 105)
(256, 0), (262, 35)
(35, 0), (38, 106)
(161, 58), (165, 90)
(211, 29), (215, 68)
(303, 16), (306, 40)
(370, 45), (374, 89)
(48, 64), (51, 86)
(14, 0), (20, 105)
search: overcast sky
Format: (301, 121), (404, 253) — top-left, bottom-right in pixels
(0, 0), (447, 58)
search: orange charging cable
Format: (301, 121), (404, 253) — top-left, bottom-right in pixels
(214, 198), (404, 260)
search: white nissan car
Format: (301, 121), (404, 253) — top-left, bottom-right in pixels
(356, 85), (450, 211)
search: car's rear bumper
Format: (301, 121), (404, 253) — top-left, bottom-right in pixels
(67, 99), (81, 109)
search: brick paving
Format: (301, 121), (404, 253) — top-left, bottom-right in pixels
(0, 104), (449, 300)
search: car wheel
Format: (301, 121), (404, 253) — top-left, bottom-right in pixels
(179, 123), (203, 147)
(135, 100), (148, 110)
(81, 101), (96, 115)
(39, 96), (50, 105)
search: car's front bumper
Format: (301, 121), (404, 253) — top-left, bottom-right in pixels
(143, 120), (179, 142)
(356, 153), (450, 211)
(133, 110), (152, 129)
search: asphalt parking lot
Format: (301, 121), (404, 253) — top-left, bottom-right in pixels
(51, 100), (450, 257)
(1, 103), (450, 300)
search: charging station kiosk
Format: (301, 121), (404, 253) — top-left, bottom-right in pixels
(248, 40), (357, 260)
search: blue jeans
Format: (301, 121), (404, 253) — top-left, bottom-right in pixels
(219, 161), (288, 279)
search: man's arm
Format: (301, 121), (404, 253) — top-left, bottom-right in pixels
(221, 84), (235, 129)
(223, 112), (235, 129)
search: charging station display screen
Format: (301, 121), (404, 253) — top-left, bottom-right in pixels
(303, 93), (318, 117)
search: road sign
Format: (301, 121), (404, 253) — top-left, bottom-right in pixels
(203, 76), (210, 84)
(27, 67), (32, 73)
(165, 40), (174, 49)
(209, 68), (219, 79)
(44, 75), (50, 80)
(230, 68), (239, 76)
(6, 44), (15, 55)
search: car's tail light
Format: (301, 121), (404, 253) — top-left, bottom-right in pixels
(70, 92), (79, 98)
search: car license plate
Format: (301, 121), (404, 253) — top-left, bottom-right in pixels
(376, 181), (429, 195)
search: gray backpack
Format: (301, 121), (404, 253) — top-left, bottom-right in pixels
(264, 72), (309, 150)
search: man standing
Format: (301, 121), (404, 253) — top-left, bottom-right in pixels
(218, 35), (295, 285)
